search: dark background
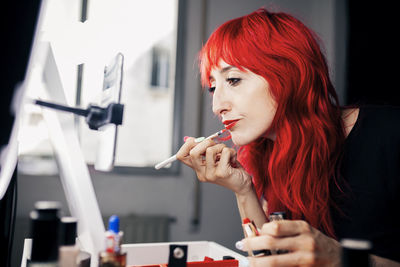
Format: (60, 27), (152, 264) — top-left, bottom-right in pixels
(346, 0), (399, 106)
(1, 1), (42, 266)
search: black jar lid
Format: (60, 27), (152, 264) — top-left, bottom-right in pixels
(29, 201), (61, 262)
(60, 216), (78, 246)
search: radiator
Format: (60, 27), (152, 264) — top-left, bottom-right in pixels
(104, 214), (173, 243)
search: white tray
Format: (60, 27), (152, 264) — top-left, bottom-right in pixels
(121, 241), (248, 266)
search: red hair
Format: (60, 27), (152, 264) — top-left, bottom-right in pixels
(199, 8), (345, 238)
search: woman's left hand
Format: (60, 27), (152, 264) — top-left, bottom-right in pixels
(240, 220), (341, 267)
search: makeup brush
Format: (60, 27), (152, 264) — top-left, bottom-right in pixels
(154, 129), (227, 170)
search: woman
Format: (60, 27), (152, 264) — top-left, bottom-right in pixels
(176, 8), (400, 266)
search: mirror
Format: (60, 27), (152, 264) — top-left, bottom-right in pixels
(18, 0), (183, 174)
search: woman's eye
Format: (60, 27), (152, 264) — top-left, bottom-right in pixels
(208, 86), (215, 93)
(227, 78), (241, 86)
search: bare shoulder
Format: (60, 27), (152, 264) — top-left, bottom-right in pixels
(342, 108), (360, 138)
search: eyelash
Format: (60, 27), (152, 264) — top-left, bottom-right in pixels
(208, 78), (241, 93)
(227, 77), (241, 86)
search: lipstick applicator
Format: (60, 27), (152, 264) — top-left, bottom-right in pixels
(154, 128), (227, 170)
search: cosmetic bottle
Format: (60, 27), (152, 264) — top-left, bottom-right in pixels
(59, 216), (80, 267)
(27, 201), (61, 267)
(99, 215), (126, 267)
(268, 211), (288, 254)
(341, 238), (372, 267)
(268, 211), (286, 221)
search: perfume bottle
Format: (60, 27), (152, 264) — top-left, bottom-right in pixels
(99, 215), (126, 267)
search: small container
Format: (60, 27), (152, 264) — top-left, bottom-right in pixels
(27, 201), (61, 267)
(269, 211), (286, 221)
(269, 211), (288, 255)
(59, 217), (80, 267)
(341, 238), (371, 267)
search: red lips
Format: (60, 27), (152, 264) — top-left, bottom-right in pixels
(223, 119), (239, 130)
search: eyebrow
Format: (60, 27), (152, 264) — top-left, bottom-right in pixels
(209, 66), (237, 81)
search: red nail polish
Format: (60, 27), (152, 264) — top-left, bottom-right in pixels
(183, 136), (190, 142)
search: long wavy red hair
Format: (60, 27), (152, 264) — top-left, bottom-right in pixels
(198, 8), (345, 238)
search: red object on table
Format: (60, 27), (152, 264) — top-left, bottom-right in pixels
(130, 256), (238, 267)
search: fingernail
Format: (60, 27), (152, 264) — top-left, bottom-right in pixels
(235, 240), (244, 250)
(183, 136), (190, 142)
(194, 137), (205, 143)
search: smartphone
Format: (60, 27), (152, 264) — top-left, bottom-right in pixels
(94, 53), (124, 171)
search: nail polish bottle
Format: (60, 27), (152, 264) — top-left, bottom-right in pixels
(99, 215), (126, 267)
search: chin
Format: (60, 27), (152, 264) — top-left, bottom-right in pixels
(231, 128), (270, 145)
(231, 134), (252, 146)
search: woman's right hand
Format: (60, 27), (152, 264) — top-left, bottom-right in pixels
(176, 137), (252, 195)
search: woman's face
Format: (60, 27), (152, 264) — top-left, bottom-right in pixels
(209, 60), (277, 145)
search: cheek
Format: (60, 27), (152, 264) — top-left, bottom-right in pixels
(247, 104), (276, 141)
(259, 95), (277, 130)
(259, 110), (276, 131)
(249, 97), (276, 129)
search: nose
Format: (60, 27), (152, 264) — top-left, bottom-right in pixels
(212, 85), (231, 116)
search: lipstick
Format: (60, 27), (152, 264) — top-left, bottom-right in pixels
(241, 218), (271, 257)
(154, 129), (228, 170)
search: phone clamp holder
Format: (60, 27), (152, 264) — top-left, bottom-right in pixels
(34, 99), (124, 130)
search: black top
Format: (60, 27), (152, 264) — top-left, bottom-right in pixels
(332, 105), (400, 262)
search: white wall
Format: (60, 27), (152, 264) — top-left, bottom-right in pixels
(14, 0), (347, 265)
